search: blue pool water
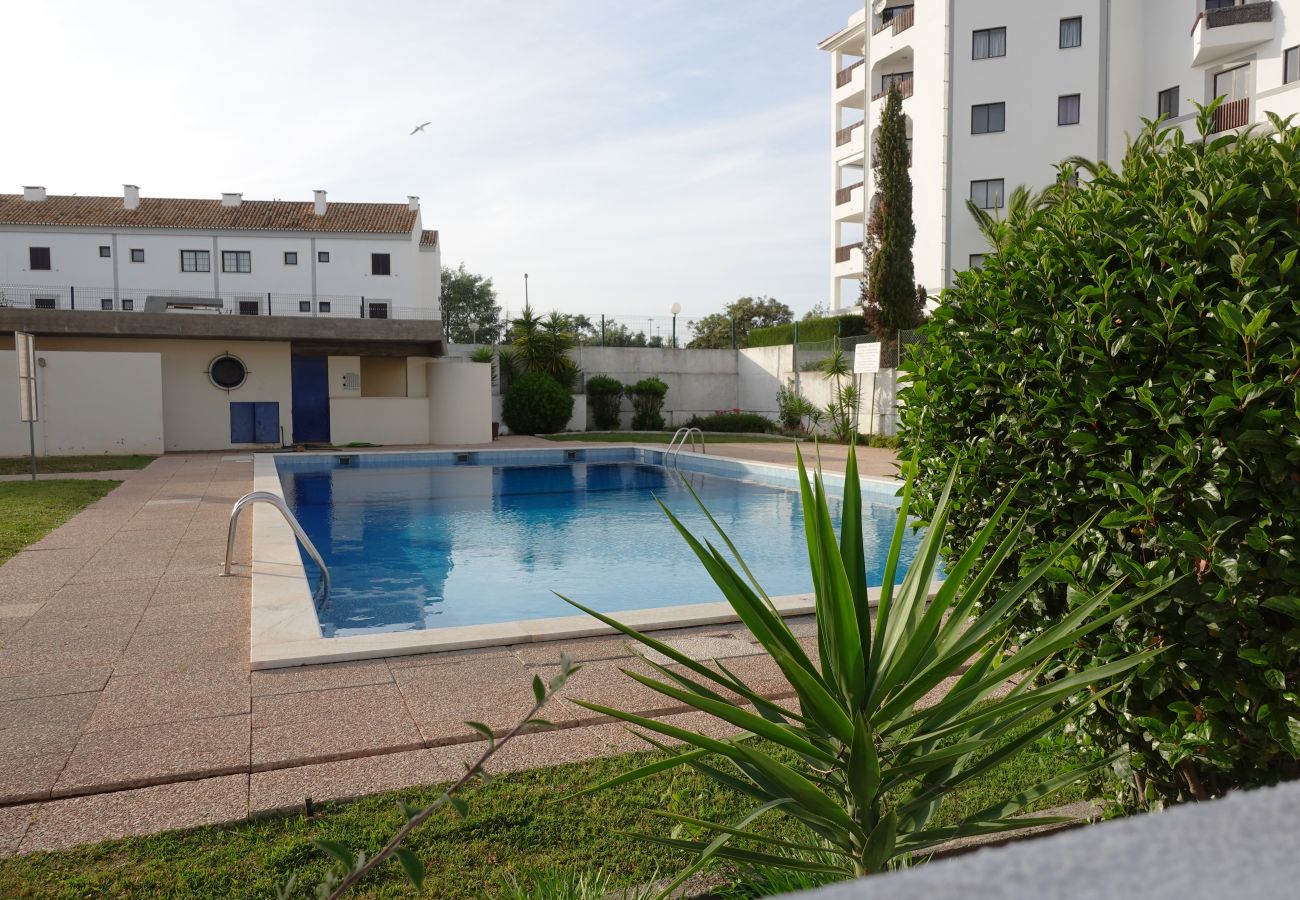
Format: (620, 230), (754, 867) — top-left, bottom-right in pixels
(278, 455), (919, 638)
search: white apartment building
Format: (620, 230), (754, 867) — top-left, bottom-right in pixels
(0, 186), (441, 318)
(822, 0), (1300, 310)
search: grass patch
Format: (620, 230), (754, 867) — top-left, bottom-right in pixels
(0, 480), (119, 564)
(0, 455), (154, 476)
(542, 432), (796, 445)
(0, 721), (1095, 898)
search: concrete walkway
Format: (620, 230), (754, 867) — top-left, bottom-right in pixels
(0, 470), (145, 483)
(0, 442), (895, 857)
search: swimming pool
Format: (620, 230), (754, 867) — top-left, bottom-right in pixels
(271, 448), (918, 639)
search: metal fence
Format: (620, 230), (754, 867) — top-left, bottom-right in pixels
(0, 282), (439, 320)
(796, 329), (921, 371)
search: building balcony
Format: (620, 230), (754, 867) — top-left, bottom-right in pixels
(1208, 96), (1251, 133)
(872, 76), (914, 102)
(834, 183), (865, 221)
(833, 243), (864, 277)
(833, 120), (866, 162)
(834, 59), (866, 108)
(873, 5), (915, 37)
(1192, 1), (1273, 67)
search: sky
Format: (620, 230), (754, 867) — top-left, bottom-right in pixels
(0, 0), (853, 323)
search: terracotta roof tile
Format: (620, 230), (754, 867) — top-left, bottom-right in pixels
(419, 229), (439, 248)
(0, 194), (418, 235)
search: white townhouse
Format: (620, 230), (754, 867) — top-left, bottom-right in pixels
(821, 0), (1300, 310)
(0, 185), (440, 319)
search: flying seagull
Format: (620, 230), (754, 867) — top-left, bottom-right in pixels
(410, 121), (431, 135)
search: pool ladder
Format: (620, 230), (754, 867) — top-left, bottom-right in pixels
(666, 427), (705, 467)
(221, 491), (331, 603)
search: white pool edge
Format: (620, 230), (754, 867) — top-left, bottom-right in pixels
(247, 446), (903, 670)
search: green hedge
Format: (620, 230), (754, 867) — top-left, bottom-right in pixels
(502, 373), (574, 435)
(748, 313), (870, 348)
(684, 412), (777, 434)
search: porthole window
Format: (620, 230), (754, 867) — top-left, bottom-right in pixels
(208, 354), (248, 391)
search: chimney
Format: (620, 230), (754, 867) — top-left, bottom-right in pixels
(221, 192), (243, 207)
(407, 195), (420, 211)
(313, 189), (327, 216)
(22, 186), (46, 202)
(123, 184), (140, 210)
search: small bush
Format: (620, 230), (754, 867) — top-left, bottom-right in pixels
(501, 373), (574, 435)
(627, 377), (668, 431)
(749, 313), (870, 348)
(684, 412), (777, 434)
(585, 375), (624, 430)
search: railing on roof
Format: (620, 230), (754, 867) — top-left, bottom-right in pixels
(0, 283), (439, 320)
(1209, 97), (1251, 133)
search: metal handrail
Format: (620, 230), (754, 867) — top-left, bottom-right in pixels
(221, 490), (330, 602)
(666, 427), (706, 467)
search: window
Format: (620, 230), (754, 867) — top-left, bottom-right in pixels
(98, 246), (111, 258)
(1214, 63), (1250, 102)
(318, 251), (330, 263)
(222, 251), (252, 273)
(371, 253), (391, 276)
(881, 4), (912, 24)
(1286, 46), (1300, 84)
(100, 298), (113, 310)
(1157, 86), (1180, 119)
(1060, 16), (1082, 49)
(318, 301), (332, 313)
(238, 300), (261, 315)
(208, 354), (248, 390)
(298, 300), (311, 313)
(130, 248), (145, 263)
(971, 179), (1005, 209)
(366, 301), (390, 319)
(972, 27), (1007, 60)
(34, 296), (57, 309)
(122, 298), (134, 311)
(284, 251), (298, 265)
(180, 249), (211, 273)
(1058, 93), (1081, 125)
(969, 254), (987, 270)
(881, 70), (912, 92)
(29, 247), (51, 270)
(1205, 0), (1236, 9)
(971, 102), (1006, 134)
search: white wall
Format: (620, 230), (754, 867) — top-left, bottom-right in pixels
(572, 346), (740, 427)
(426, 359), (492, 444)
(330, 398), (430, 445)
(0, 349), (164, 455)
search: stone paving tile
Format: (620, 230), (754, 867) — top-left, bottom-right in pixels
(133, 600), (245, 637)
(249, 748), (458, 815)
(0, 751), (71, 804)
(480, 725), (607, 775)
(548, 658), (690, 724)
(0, 649), (123, 679)
(0, 603), (43, 619)
(21, 773), (249, 853)
(107, 640), (245, 677)
(0, 549), (96, 582)
(394, 654), (576, 745)
(5, 615), (140, 656)
(148, 574), (247, 606)
(252, 683), (423, 771)
(55, 715), (251, 795)
(511, 636), (637, 667)
(0, 577), (65, 605)
(0, 618), (26, 638)
(0, 692), (99, 738)
(0, 804), (38, 858)
(69, 548), (174, 584)
(250, 659), (392, 697)
(0, 668), (110, 703)
(383, 645), (514, 669)
(31, 579), (158, 623)
(85, 668), (249, 732)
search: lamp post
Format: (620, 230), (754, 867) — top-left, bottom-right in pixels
(523, 273), (529, 308)
(670, 302), (682, 348)
(469, 322), (480, 346)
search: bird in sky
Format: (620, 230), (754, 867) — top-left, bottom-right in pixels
(410, 122), (431, 135)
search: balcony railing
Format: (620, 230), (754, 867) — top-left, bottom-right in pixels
(873, 5), (915, 35)
(836, 59), (863, 88)
(873, 76), (914, 101)
(834, 244), (859, 264)
(1206, 1), (1272, 28)
(835, 183), (863, 206)
(0, 282), (438, 320)
(836, 120), (864, 147)
(1209, 96), (1250, 133)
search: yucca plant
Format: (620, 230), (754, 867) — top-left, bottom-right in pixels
(562, 445), (1170, 892)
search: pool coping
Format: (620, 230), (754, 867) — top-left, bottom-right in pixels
(248, 446), (903, 670)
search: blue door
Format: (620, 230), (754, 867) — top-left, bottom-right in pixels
(291, 355), (331, 444)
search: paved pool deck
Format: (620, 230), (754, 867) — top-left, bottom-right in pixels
(0, 439), (897, 857)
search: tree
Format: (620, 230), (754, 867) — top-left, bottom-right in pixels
(688, 295), (793, 349)
(440, 263), (502, 344)
(861, 84), (923, 341)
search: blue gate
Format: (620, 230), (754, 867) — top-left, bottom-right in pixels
(230, 402), (280, 444)
(291, 355), (331, 444)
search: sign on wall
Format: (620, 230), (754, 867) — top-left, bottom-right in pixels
(15, 332), (37, 422)
(853, 342), (882, 375)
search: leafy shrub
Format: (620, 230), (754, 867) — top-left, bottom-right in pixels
(584, 375), (624, 430)
(627, 377), (668, 431)
(469, 345), (496, 385)
(564, 449), (1161, 883)
(684, 412), (776, 433)
(502, 373), (575, 435)
(749, 313), (870, 348)
(900, 111), (1300, 805)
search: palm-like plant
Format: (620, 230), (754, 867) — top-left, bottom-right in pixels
(510, 304), (577, 382)
(966, 184), (1056, 255)
(563, 446), (1168, 892)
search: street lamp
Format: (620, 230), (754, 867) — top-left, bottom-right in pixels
(669, 302), (682, 348)
(523, 273), (529, 308)
(469, 322), (480, 345)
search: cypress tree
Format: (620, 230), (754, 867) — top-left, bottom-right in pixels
(861, 83), (922, 340)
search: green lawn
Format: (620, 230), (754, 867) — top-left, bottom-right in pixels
(0, 723), (1094, 899)
(543, 432), (796, 445)
(0, 455), (155, 476)
(0, 480), (120, 564)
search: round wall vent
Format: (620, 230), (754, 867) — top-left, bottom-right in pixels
(208, 354), (248, 390)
